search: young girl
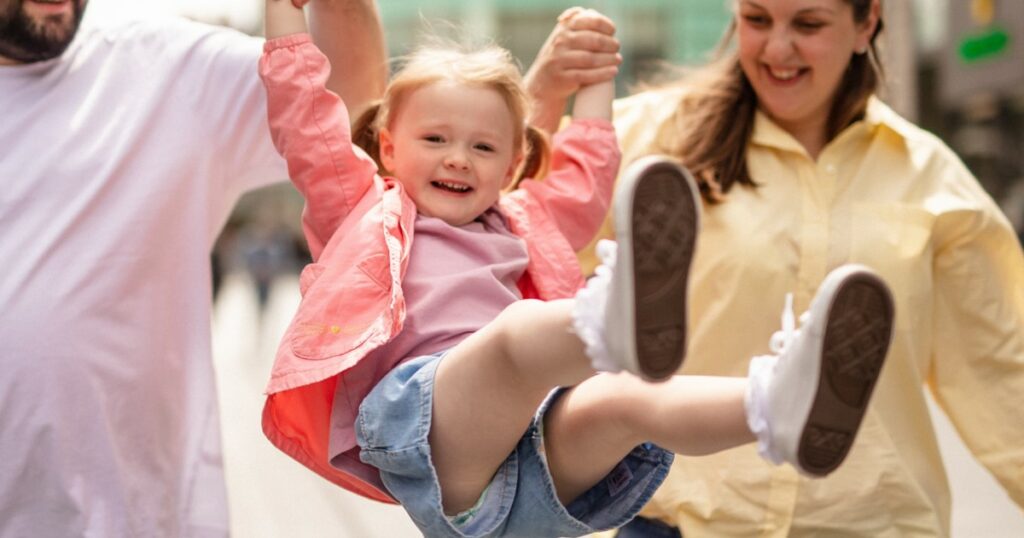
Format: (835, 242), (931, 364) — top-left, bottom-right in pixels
(258, 2), (896, 536)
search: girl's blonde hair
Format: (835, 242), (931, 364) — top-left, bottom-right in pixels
(353, 42), (550, 187)
(662, 0), (884, 203)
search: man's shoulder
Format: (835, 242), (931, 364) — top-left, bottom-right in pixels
(80, 16), (255, 53)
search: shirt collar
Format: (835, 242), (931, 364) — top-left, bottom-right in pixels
(750, 96), (910, 155)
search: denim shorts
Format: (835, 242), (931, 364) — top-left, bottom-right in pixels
(356, 352), (674, 538)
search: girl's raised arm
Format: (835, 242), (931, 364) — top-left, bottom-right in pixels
(265, 0), (308, 40)
(260, 30), (379, 259)
(571, 79), (614, 122)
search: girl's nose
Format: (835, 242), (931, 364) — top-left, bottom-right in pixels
(444, 152), (470, 171)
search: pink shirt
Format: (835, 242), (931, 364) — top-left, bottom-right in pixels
(328, 209), (528, 471)
(258, 33), (620, 502)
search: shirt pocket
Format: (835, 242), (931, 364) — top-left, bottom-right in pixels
(849, 203), (936, 332)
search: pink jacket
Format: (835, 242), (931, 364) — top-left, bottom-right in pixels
(259, 34), (620, 503)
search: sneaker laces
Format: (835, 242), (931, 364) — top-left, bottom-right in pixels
(768, 293), (805, 354)
(747, 293), (809, 465)
(571, 240), (621, 373)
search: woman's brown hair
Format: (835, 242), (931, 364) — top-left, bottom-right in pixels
(667, 0), (884, 203)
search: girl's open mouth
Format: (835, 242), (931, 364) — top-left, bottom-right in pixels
(431, 180), (473, 194)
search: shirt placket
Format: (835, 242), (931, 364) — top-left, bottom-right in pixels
(764, 156), (838, 536)
(797, 157), (838, 308)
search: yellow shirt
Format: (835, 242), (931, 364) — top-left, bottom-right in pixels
(594, 88), (1024, 537)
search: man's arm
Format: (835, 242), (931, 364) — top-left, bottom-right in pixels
(308, 0), (387, 121)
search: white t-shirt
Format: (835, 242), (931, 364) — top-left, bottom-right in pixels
(0, 17), (285, 537)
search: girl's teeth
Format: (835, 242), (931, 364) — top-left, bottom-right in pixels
(434, 181), (470, 192)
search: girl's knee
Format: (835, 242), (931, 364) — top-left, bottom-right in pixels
(492, 298), (545, 343)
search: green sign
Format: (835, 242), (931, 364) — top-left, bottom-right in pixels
(958, 27), (1011, 63)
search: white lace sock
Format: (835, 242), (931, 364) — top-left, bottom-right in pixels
(571, 239), (622, 373)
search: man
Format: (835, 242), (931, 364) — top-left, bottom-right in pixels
(0, 0), (385, 535)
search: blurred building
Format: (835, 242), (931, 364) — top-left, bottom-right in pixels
(925, 0), (1024, 231)
(376, 0), (731, 93)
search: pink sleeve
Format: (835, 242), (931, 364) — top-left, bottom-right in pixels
(510, 119), (621, 251)
(258, 33), (379, 261)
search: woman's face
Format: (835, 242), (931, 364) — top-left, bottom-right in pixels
(735, 0), (877, 136)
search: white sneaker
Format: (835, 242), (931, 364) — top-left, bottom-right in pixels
(746, 264), (895, 476)
(573, 156), (701, 380)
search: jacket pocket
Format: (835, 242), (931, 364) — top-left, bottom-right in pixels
(288, 256), (391, 361)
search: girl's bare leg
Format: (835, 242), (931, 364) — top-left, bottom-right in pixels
(429, 298), (756, 513)
(429, 298), (593, 513)
(543, 373), (753, 503)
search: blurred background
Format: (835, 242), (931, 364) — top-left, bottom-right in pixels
(84, 0), (1024, 536)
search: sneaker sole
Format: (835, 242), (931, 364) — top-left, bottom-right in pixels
(798, 273), (895, 476)
(623, 159), (700, 380)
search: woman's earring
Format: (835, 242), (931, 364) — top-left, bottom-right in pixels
(856, 45), (869, 55)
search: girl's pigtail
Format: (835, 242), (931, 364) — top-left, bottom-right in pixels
(509, 125), (551, 190)
(352, 100), (385, 170)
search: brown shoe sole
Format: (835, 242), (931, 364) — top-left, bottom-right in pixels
(798, 273), (895, 476)
(629, 163), (698, 380)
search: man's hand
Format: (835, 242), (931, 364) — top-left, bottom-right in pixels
(307, 0), (387, 120)
(524, 7), (621, 134)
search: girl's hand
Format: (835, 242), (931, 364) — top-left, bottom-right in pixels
(524, 8), (621, 132)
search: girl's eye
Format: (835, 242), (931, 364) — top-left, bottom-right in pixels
(423, 135), (444, 143)
(474, 143), (495, 153)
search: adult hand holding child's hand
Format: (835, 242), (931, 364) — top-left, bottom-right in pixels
(524, 7), (622, 133)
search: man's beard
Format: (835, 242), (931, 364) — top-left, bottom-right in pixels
(0, 0), (86, 63)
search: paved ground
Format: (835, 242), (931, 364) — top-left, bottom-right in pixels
(212, 273), (1024, 537)
(213, 274), (420, 537)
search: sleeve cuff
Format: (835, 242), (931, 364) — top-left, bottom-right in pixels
(263, 32), (313, 52)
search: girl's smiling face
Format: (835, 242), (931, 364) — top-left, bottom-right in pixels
(380, 81), (520, 227)
(736, 0), (878, 139)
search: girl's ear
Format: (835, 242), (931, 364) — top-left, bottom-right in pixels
(379, 127), (396, 172)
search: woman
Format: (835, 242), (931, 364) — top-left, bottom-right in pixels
(525, 0), (1024, 536)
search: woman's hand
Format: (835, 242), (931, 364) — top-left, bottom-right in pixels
(524, 8), (621, 133)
